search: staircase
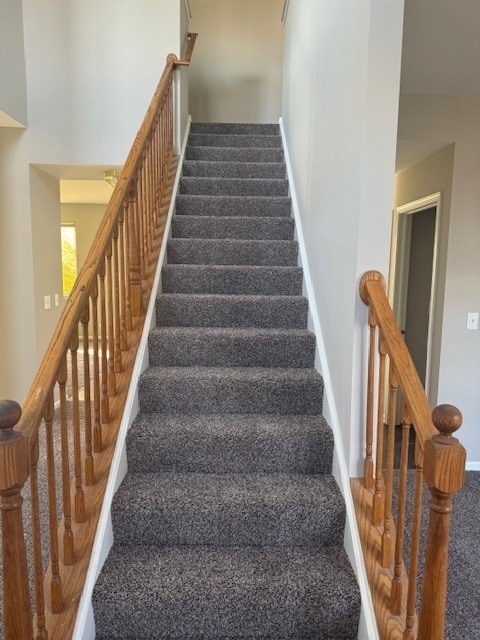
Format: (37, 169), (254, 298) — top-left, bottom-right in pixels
(92, 123), (361, 639)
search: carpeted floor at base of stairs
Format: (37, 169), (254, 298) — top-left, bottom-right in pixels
(93, 122), (361, 639)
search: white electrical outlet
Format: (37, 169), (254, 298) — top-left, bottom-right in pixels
(467, 312), (479, 330)
(44, 295), (51, 310)
(55, 294), (60, 307)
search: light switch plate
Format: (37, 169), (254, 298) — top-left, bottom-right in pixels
(44, 295), (51, 310)
(55, 294), (60, 307)
(467, 312), (479, 330)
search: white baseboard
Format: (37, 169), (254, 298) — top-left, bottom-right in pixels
(279, 117), (378, 640)
(466, 461), (480, 471)
(72, 116), (191, 640)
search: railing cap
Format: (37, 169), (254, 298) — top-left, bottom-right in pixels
(0, 400), (21, 435)
(432, 404), (463, 439)
(359, 270), (385, 305)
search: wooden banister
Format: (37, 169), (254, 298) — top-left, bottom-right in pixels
(356, 270), (466, 640)
(0, 35), (196, 639)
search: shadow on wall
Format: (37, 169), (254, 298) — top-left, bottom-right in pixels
(190, 76), (262, 123)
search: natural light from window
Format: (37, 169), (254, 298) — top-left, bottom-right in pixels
(61, 224), (77, 297)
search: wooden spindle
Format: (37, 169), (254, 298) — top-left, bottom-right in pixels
(137, 168), (147, 287)
(106, 242), (117, 398)
(99, 261), (110, 423)
(373, 338), (387, 526)
(70, 326), (86, 523)
(381, 366), (398, 567)
(44, 394), (64, 613)
(57, 358), (74, 564)
(29, 433), (48, 639)
(391, 407), (411, 615)
(418, 405), (466, 640)
(81, 306), (94, 486)
(128, 185), (143, 318)
(364, 307), (376, 490)
(0, 400), (33, 640)
(112, 224), (123, 373)
(90, 282), (103, 453)
(404, 443), (424, 639)
(118, 206), (128, 351)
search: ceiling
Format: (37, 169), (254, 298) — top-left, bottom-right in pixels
(401, 0), (480, 95)
(396, 0), (479, 173)
(36, 164), (122, 204)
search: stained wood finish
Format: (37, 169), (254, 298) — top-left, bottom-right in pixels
(359, 271), (466, 640)
(0, 37), (195, 640)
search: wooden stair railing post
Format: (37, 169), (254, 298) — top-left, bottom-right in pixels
(0, 399), (33, 639)
(127, 184), (143, 318)
(418, 404), (466, 640)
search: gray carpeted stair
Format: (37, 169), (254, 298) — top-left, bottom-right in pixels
(93, 122), (360, 639)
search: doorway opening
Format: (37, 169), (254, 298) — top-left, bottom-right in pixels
(388, 192), (442, 405)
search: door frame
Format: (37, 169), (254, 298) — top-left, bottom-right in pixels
(388, 191), (442, 403)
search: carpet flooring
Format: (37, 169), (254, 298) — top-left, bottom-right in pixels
(92, 122), (361, 639)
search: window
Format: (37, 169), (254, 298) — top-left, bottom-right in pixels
(61, 224), (77, 297)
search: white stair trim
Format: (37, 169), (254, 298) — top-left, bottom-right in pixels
(72, 117), (192, 640)
(279, 116), (379, 640)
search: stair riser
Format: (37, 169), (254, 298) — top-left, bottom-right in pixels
(190, 123), (280, 135)
(148, 330), (315, 368)
(182, 160), (286, 179)
(167, 239), (298, 267)
(189, 133), (282, 148)
(171, 216), (295, 240)
(162, 265), (303, 295)
(175, 195), (292, 217)
(186, 146), (284, 163)
(156, 295), (309, 329)
(179, 177), (288, 197)
(112, 487), (345, 549)
(126, 416), (334, 475)
(139, 372), (323, 415)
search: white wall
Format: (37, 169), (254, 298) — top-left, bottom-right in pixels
(68, 0), (184, 164)
(0, 0), (27, 126)
(189, 0), (284, 123)
(0, 0), (72, 401)
(398, 95), (480, 465)
(282, 0), (404, 475)
(0, 0), (187, 403)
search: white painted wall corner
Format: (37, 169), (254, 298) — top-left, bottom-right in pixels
(279, 117), (379, 640)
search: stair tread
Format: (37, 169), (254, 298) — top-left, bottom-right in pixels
(112, 473), (344, 548)
(126, 413), (334, 475)
(171, 215), (295, 240)
(94, 546), (360, 640)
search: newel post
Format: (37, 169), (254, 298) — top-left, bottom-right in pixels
(0, 400), (33, 639)
(418, 404), (466, 640)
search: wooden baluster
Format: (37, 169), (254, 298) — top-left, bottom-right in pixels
(391, 407), (412, 614)
(112, 223), (123, 373)
(57, 358), (74, 564)
(143, 148), (152, 259)
(118, 206), (128, 350)
(99, 261), (110, 423)
(70, 326), (86, 523)
(404, 442), (425, 639)
(128, 185), (143, 318)
(81, 306), (94, 486)
(373, 338), (387, 525)
(381, 366), (398, 567)
(29, 433), (48, 639)
(123, 198), (133, 332)
(106, 242), (117, 397)
(418, 405), (466, 640)
(0, 400), (33, 639)
(153, 118), (159, 228)
(90, 282), (103, 452)
(135, 165), (148, 284)
(364, 307), (376, 490)
(44, 393), (64, 613)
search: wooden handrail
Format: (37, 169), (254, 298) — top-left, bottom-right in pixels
(0, 35), (196, 640)
(359, 271), (435, 450)
(175, 32), (198, 66)
(357, 270), (466, 640)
